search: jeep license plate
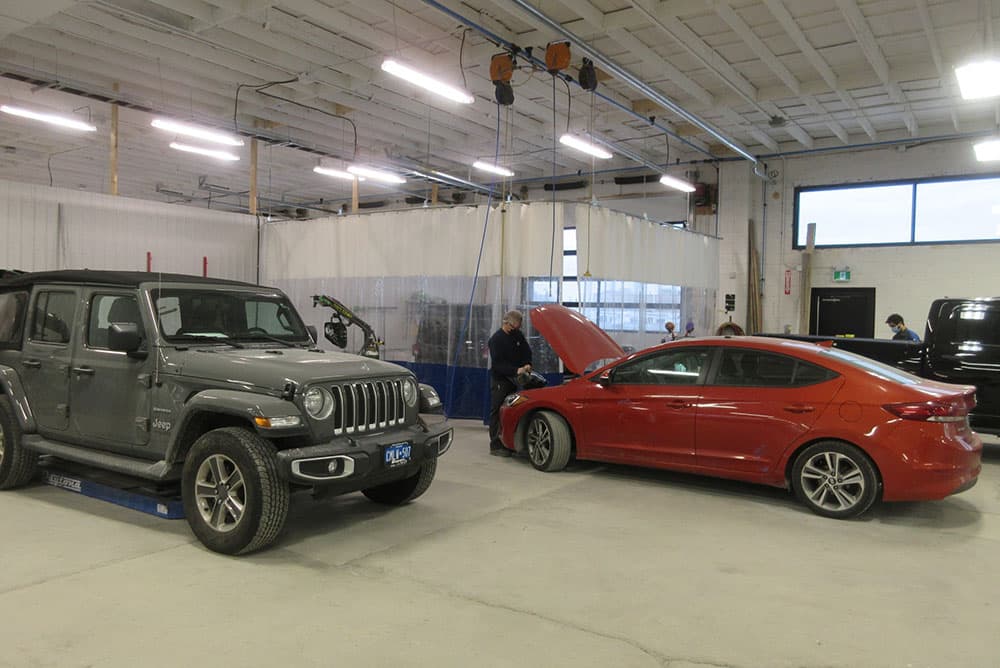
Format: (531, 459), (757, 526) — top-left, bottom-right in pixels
(384, 442), (411, 467)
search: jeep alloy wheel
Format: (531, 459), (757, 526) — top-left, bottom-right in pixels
(182, 427), (289, 555)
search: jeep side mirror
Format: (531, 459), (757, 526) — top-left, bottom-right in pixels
(108, 322), (145, 357)
(306, 325), (318, 344)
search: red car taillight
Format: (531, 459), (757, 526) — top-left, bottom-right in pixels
(883, 400), (970, 422)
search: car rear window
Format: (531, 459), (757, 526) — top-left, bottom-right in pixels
(820, 347), (920, 385)
(935, 302), (1000, 346)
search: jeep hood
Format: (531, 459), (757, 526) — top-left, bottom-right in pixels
(165, 347), (409, 391)
(530, 304), (625, 375)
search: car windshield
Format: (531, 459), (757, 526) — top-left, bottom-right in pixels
(819, 346), (920, 385)
(152, 287), (311, 344)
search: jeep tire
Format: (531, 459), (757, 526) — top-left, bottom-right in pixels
(362, 458), (437, 505)
(0, 396), (38, 489)
(181, 427), (289, 555)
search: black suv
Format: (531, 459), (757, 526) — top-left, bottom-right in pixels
(0, 270), (452, 554)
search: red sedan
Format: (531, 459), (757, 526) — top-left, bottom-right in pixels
(499, 305), (982, 518)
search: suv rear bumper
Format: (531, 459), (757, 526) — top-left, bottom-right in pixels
(274, 422), (453, 488)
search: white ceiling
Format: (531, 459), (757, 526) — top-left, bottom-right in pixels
(0, 0), (997, 217)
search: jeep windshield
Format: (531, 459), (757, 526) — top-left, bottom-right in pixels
(153, 288), (311, 345)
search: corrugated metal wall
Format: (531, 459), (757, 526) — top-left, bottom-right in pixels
(0, 180), (258, 280)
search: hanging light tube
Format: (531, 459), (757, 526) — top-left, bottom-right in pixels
(380, 59), (475, 104)
(347, 165), (406, 184)
(314, 166), (363, 181)
(955, 60), (1000, 100)
(559, 134), (613, 159)
(658, 174), (697, 193)
(169, 142), (240, 161)
(152, 118), (244, 146)
(973, 138), (1000, 162)
(0, 104), (96, 132)
(473, 160), (514, 177)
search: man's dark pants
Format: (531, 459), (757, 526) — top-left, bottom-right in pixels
(489, 374), (517, 450)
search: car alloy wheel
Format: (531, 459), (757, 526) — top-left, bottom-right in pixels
(527, 417), (552, 468)
(799, 451), (865, 512)
(791, 440), (879, 519)
(194, 453), (247, 533)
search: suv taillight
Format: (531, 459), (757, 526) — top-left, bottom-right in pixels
(883, 400), (969, 422)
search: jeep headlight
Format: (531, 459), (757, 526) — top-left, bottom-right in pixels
(402, 377), (418, 407)
(303, 386), (334, 420)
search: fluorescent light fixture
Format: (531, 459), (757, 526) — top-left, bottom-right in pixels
(152, 118), (244, 146)
(955, 60), (1000, 100)
(473, 160), (514, 177)
(974, 138), (1000, 162)
(169, 142), (240, 161)
(659, 174), (697, 193)
(381, 59), (475, 104)
(0, 104), (96, 132)
(347, 165), (406, 184)
(559, 134), (613, 159)
(313, 166), (362, 181)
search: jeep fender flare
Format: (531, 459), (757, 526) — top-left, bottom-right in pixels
(165, 389), (304, 464)
(0, 365), (37, 432)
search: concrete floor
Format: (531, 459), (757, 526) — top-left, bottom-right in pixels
(1, 420), (998, 668)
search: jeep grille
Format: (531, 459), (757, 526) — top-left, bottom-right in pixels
(330, 379), (406, 434)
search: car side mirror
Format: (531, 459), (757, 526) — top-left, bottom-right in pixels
(306, 325), (318, 344)
(108, 323), (146, 358)
(597, 371), (612, 386)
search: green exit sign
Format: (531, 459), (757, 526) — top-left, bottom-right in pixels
(833, 268), (851, 282)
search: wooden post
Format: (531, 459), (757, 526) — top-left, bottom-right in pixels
(798, 223), (815, 334)
(352, 177), (359, 213)
(430, 182), (439, 205)
(110, 83), (119, 196)
(249, 138), (258, 215)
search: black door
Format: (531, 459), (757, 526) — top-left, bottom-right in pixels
(809, 287), (875, 337)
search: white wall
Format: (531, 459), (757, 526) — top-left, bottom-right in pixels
(0, 180), (258, 281)
(717, 141), (1000, 334)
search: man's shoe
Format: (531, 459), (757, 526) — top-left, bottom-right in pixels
(490, 448), (512, 457)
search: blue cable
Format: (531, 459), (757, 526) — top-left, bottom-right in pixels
(444, 106), (502, 417)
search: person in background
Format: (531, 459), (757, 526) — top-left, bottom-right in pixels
(661, 321), (677, 343)
(885, 313), (921, 342)
(487, 309), (533, 457)
(683, 321), (695, 337)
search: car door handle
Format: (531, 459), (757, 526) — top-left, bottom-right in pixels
(21, 359), (41, 369)
(784, 404), (815, 413)
(667, 399), (689, 409)
(71, 366), (95, 376)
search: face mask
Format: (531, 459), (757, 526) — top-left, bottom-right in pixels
(890, 324), (902, 333)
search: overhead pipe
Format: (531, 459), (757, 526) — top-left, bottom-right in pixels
(501, 0), (759, 165)
(418, 0), (718, 160)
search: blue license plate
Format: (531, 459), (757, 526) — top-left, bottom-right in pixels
(385, 442), (411, 467)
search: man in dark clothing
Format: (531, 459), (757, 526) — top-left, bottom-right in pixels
(487, 309), (533, 456)
(885, 313), (921, 342)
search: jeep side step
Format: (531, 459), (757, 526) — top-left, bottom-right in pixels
(22, 435), (181, 481)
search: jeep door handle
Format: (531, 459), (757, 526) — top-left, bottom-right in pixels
(71, 366), (95, 376)
(21, 359), (41, 369)
(784, 404), (815, 413)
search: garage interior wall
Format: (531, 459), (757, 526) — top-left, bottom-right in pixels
(716, 141), (1000, 335)
(0, 180), (258, 280)
(262, 201), (719, 417)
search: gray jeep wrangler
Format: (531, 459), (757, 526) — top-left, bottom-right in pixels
(0, 270), (452, 555)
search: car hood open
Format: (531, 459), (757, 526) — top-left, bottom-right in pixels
(530, 304), (625, 376)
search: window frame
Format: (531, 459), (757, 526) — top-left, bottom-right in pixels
(29, 290), (77, 345)
(793, 172), (1000, 249)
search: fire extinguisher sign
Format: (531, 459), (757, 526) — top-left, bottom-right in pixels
(784, 269), (792, 295)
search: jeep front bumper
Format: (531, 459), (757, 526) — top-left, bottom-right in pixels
(274, 422), (452, 487)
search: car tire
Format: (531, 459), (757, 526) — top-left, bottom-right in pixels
(181, 427), (289, 555)
(791, 440), (880, 519)
(525, 411), (572, 472)
(0, 396), (38, 490)
(362, 458), (437, 505)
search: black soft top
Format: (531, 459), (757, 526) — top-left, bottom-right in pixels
(0, 269), (262, 290)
